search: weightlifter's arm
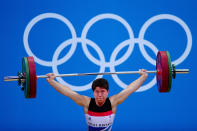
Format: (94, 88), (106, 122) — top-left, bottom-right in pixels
(110, 69), (148, 105)
(46, 73), (90, 107)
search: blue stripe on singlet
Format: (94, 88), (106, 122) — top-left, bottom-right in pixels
(88, 125), (112, 131)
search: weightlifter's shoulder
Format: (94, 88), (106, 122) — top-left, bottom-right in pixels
(82, 96), (91, 113)
(81, 95), (91, 107)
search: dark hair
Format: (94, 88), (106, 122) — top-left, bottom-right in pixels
(92, 78), (109, 91)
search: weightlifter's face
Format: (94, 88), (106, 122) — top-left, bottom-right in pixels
(93, 87), (109, 106)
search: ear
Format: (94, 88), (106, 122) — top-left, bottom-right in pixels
(107, 90), (109, 94)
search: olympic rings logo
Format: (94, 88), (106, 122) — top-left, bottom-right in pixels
(23, 13), (192, 92)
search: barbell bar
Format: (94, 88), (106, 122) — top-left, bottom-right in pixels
(4, 69), (189, 81)
(4, 51), (189, 98)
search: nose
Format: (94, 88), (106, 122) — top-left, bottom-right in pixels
(98, 91), (105, 97)
(98, 92), (102, 96)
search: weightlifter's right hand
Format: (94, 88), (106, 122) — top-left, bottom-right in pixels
(46, 73), (56, 83)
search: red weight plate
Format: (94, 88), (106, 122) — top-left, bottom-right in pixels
(27, 57), (37, 98)
(156, 51), (169, 92)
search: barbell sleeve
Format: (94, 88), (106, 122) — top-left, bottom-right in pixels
(4, 76), (20, 81)
(174, 69), (189, 74)
(4, 69), (189, 82)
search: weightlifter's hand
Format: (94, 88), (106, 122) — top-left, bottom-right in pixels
(46, 73), (56, 83)
(139, 69), (148, 77)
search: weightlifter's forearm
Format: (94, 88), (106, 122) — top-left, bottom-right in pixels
(127, 75), (148, 92)
(47, 80), (87, 106)
(48, 80), (74, 97)
(117, 74), (148, 103)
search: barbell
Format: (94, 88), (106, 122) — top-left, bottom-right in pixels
(4, 51), (189, 98)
